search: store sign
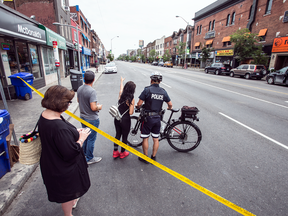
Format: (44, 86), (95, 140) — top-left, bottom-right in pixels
(82, 46), (91, 56)
(272, 36), (288, 53)
(1, 43), (10, 50)
(0, 8), (46, 43)
(215, 49), (234, 56)
(45, 28), (66, 50)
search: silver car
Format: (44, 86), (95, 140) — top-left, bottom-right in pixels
(229, 64), (267, 79)
(104, 62), (117, 73)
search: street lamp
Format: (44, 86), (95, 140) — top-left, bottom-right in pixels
(176, 16), (189, 69)
(111, 36), (119, 56)
(53, 22), (81, 72)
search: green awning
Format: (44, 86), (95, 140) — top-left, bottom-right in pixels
(38, 24), (66, 50)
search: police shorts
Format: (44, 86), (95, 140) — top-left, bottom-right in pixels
(141, 116), (161, 138)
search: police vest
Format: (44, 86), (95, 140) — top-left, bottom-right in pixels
(144, 85), (166, 112)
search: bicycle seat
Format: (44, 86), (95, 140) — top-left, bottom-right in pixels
(169, 108), (180, 113)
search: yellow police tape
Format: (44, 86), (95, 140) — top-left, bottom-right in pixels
(19, 77), (255, 216)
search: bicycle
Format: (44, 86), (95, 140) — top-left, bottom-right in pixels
(127, 106), (202, 152)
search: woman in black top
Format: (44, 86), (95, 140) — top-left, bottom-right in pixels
(38, 85), (91, 216)
(113, 77), (136, 159)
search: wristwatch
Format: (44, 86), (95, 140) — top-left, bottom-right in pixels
(78, 139), (84, 145)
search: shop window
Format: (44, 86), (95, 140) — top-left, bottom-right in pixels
(265, 0), (273, 14)
(15, 41), (31, 73)
(226, 14), (230, 26)
(2, 39), (18, 75)
(28, 44), (41, 79)
(231, 12), (235, 25)
(42, 47), (57, 75)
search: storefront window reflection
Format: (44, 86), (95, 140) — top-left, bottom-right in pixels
(3, 39), (18, 75)
(16, 41), (30, 73)
(42, 47), (57, 75)
(28, 44), (41, 79)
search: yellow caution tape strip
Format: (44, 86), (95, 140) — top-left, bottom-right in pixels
(19, 77), (255, 216)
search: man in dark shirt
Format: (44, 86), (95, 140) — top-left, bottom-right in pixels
(136, 72), (172, 163)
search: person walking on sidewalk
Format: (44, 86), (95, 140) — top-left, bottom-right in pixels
(113, 77), (136, 159)
(38, 85), (91, 216)
(136, 72), (172, 163)
(77, 70), (103, 165)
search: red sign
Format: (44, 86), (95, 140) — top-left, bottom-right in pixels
(53, 41), (60, 67)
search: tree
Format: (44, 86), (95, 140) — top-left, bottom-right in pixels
(140, 54), (146, 63)
(176, 41), (186, 64)
(148, 56), (154, 63)
(107, 53), (114, 62)
(200, 47), (213, 66)
(250, 46), (269, 65)
(163, 50), (171, 62)
(149, 49), (156, 60)
(125, 55), (129, 61)
(230, 28), (260, 63)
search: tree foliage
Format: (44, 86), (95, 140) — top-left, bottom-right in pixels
(163, 50), (171, 62)
(177, 41), (186, 60)
(230, 28), (260, 63)
(200, 47), (213, 66)
(150, 49), (156, 60)
(107, 53), (114, 62)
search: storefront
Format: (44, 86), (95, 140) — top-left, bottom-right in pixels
(269, 36), (288, 70)
(81, 46), (91, 72)
(0, 5), (46, 99)
(38, 26), (66, 85)
(215, 49), (234, 67)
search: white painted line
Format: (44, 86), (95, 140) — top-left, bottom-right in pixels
(219, 112), (288, 150)
(285, 101), (288, 103)
(161, 82), (171, 88)
(192, 80), (288, 109)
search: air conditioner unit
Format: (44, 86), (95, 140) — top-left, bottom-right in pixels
(64, 6), (70, 12)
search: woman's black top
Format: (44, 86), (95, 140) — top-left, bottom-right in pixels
(38, 115), (90, 203)
(118, 97), (133, 120)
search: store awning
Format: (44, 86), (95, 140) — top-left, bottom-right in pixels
(206, 39), (213, 45)
(258, 29), (267, 36)
(222, 36), (230, 42)
(194, 42), (200, 46)
(38, 25), (66, 50)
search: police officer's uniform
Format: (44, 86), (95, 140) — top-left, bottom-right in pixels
(138, 83), (171, 138)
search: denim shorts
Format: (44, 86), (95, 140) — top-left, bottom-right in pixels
(141, 115), (161, 138)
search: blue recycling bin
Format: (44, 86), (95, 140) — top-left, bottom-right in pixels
(0, 110), (11, 179)
(9, 72), (34, 100)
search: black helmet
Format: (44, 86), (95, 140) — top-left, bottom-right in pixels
(150, 72), (162, 82)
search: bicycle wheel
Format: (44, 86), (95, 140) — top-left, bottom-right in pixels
(127, 116), (143, 147)
(167, 121), (202, 152)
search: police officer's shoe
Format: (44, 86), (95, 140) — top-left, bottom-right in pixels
(151, 155), (156, 161)
(138, 157), (149, 164)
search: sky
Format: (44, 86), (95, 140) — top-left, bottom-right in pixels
(69, 0), (216, 58)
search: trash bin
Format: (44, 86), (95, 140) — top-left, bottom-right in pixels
(70, 69), (83, 91)
(0, 110), (11, 178)
(9, 72), (34, 100)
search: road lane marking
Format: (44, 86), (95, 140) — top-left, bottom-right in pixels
(19, 77), (255, 216)
(161, 82), (171, 88)
(219, 112), (288, 150)
(191, 80), (288, 109)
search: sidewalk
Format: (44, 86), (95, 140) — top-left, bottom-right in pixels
(0, 66), (103, 215)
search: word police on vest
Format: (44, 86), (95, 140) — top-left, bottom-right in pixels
(151, 94), (163, 100)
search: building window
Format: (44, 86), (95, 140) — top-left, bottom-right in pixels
(61, 0), (66, 7)
(199, 25), (202, 34)
(226, 14), (230, 26)
(223, 41), (231, 47)
(197, 26), (199, 34)
(195, 45), (200, 50)
(208, 21), (211, 31)
(42, 47), (57, 75)
(265, 0), (273, 14)
(231, 12), (235, 25)
(248, 5), (253, 19)
(212, 20), (215, 30)
(259, 36), (266, 42)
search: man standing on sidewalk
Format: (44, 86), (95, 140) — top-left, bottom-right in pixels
(77, 70), (102, 165)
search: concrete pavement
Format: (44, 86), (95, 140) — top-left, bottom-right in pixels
(0, 66), (103, 215)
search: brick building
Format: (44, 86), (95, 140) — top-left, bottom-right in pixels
(193, 0), (288, 69)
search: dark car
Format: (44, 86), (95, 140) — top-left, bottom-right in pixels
(205, 63), (231, 75)
(152, 61), (158, 66)
(266, 66), (288, 86)
(158, 61), (164, 67)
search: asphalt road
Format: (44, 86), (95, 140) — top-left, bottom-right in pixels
(4, 61), (288, 216)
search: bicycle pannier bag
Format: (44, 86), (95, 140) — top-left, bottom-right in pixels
(181, 106), (199, 120)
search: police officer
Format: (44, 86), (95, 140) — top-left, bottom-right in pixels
(136, 72), (173, 163)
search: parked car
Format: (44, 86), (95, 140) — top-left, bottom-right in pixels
(164, 61), (173, 68)
(266, 66), (288, 85)
(152, 61), (158, 66)
(104, 62), (117, 73)
(229, 64), (267, 79)
(205, 63), (231, 75)
(158, 61), (164, 67)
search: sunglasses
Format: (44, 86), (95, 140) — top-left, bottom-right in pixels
(68, 101), (72, 104)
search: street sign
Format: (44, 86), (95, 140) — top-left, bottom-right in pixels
(53, 41), (60, 67)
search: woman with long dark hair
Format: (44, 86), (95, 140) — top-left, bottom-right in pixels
(113, 77), (136, 159)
